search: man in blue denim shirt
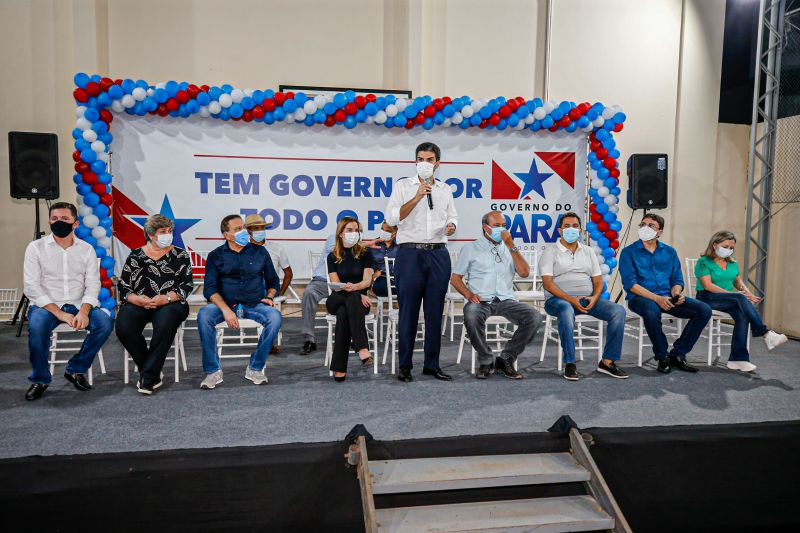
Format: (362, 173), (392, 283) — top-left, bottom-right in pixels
(198, 214), (281, 389)
(619, 213), (711, 374)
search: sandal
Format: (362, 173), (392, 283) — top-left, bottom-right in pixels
(360, 355), (374, 366)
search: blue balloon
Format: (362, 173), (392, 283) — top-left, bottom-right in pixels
(108, 85), (123, 100)
(263, 89), (275, 99)
(394, 115), (407, 127)
(596, 129), (610, 142)
(344, 116), (356, 129)
(603, 248), (616, 259)
(74, 73), (90, 88)
(344, 90), (356, 103)
(294, 92), (307, 105)
(97, 93), (111, 107)
(604, 178), (617, 188)
(121, 79), (136, 94)
(75, 139), (90, 152)
(551, 109), (564, 121)
(364, 102), (378, 116)
(94, 246), (107, 258)
(598, 237), (610, 249)
(72, 173), (82, 184)
(578, 116), (591, 128)
(84, 192), (99, 207)
(559, 101), (571, 113)
(208, 86), (222, 100)
(229, 103), (243, 118)
(72, 128), (82, 140)
(304, 115), (315, 126)
(601, 291), (610, 300)
(90, 160), (106, 174)
(81, 150), (97, 163)
(92, 121), (108, 134)
(516, 106), (530, 118)
(587, 109), (599, 120)
(385, 95), (396, 105)
(610, 220), (623, 232)
(433, 113), (444, 125)
(83, 235), (98, 248)
(596, 203), (609, 214)
(496, 119), (507, 131)
(589, 230), (602, 242)
(541, 116), (554, 129)
(77, 184), (91, 196)
(508, 114), (520, 127)
(186, 100), (199, 114)
(531, 120), (541, 131)
(333, 93), (346, 108)
(588, 152), (598, 163)
(100, 256), (115, 270)
(260, 111), (271, 124)
(84, 108), (100, 122)
(479, 106), (492, 119)
(99, 132), (112, 145)
(602, 138), (616, 149)
(75, 225), (91, 239)
(469, 115), (482, 127)
(404, 106), (417, 119)
(283, 99), (297, 113)
(323, 102), (336, 115)
(99, 288), (110, 301)
(606, 257), (618, 269)
(614, 112), (626, 123)
(314, 110), (326, 123)
(221, 83), (234, 94)
(197, 92), (210, 106)
(609, 149), (621, 159)
(459, 120), (470, 129)
(442, 105), (455, 118)
(100, 216), (113, 229)
(590, 159), (603, 170)
(488, 99), (500, 113)
(273, 108), (285, 121)
(101, 297), (115, 310)
(603, 212), (617, 223)
(93, 204), (110, 218)
(611, 187), (621, 196)
(355, 109), (366, 123)
(566, 122), (578, 132)
(384, 118), (394, 128)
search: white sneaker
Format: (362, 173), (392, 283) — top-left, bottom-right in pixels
(245, 367), (268, 385)
(727, 361), (757, 372)
(200, 370), (223, 389)
(153, 372), (164, 390)
(764, 330), (788, 351)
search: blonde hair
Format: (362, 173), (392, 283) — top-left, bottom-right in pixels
(331, 216), (365, 263)
(703, 230), (737, 263)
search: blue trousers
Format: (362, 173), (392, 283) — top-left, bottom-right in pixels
(197, 303), (282, 374)
(696, 291), (769, 361)
(628, 295), (712, 360)
(544, 297), (627, 364)
(27, 304), (113, 384)
(394, 246), (450, 370)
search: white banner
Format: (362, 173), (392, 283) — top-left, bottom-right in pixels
(111, 115), (587, 278)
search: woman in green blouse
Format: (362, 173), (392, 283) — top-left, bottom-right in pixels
(695, 230), (787, 372)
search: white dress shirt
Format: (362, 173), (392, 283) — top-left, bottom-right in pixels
(385, 177), (458, 244)
(265, 240), (290, 275)
(23, 234), (101, 309)
(538, 240), (601, 298)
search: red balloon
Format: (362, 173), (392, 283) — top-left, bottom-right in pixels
(166, 98), (179, 112)
(414, 113), (426, 125)
(479, 119), (488, 129)
(355, 95), (366, 109)
(613, 123), (624, 132)
(273, 92), (286, 106)
(603, 158), (617, 170)
(558, 116), (571, 128)
(86, 82), (100, 97)
(101, 278), (113, 289)
(609, 168), (620, 178)
(200, 84), (210, 92)
(187, 85), (200, 98)
(549, 124), (559, 132)
(73, 88), (88, 102)
(591, 213), (603, 224)
(114, 78), (123, 85)
(334, 109), (346, 122)
(242, 110), (253, 122)
(516, 96), (526, 106)
(176, 90), (189, 104)
(344, 102), (357, 115)
(498, 106), (511, 119)
(82, 171), (98, 184)
(609, 240), (619, 250)
(100, 193), (113, 206)
(99, 78), (114, 92)
(92, 183), (107, 195)
(488, 114), (501, 126)
(589, 131), (598, 142)
(157, 104), (168, 117)
(72, 150), (82, 162)
(578, 102), (590, 114)
(285, 91), (295, 100)
(589, 203), (598, 213)
(598, 221), (610, 232)
(568, 108), (582, 121)
(365, 93), (377, 103)
(443, 96), (452, 105)
(324, 115), (336, 127)
(99, 109), (113, 123)
(590, 140), (602, 152)
(99, 268), (108, 279)
(263, 99), (276, 112)
(404, 120), (415, 130)
(596, 148), (609, 160)
(75, 161), (90, 173)
(605, 230), (619, 240)
(507, 100), (519, 112)
(433, 98), (444, 111)
(252, 105), (265, 119)
(424, 106), (436, 118)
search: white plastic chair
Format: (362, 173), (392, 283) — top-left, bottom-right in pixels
(382, 257), (425, 374)
(539, 311), (604, 372)
(623, 304), (685, 367)
(123, 323), (188, 383)
(48, 323), (106, 386)
(442, 251), (462, 341)
(214, 318), (265, 366)
(514, 250), (546, 306)
(456, 313), (514, 375)
(0, 288), (19, 320)
(309, 251), (330, 334)
(685, 257), (750, 366)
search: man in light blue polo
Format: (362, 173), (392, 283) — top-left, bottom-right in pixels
(451, 211), (542, 379)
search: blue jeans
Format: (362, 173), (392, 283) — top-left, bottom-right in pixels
(696, 291), (769, 361)
(197, 303), (282, 374)
(27, 304), (113, 384)
(544, 297), (627, 364)
(628, 295), (712, 360)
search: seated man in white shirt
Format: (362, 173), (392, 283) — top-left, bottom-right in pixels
(539, 212), (628, 381)
(22, 202), (113, 400)
(451, 211), (542, 379)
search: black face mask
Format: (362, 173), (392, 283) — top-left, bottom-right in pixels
(50, 220), (74, 238)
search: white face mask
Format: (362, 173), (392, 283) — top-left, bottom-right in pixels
(342, 231), (360, 248)
(638, 225), (658, 242)
(155, 233), (173, 248)
(379, 230), (394, 241)
(416, 161), (435, 180)
(715, 246), (734, 259)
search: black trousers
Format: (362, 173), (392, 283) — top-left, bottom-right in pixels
(325, 291), (369, 373)
(115, 302), (189, 384)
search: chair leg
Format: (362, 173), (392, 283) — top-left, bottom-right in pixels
(471, 345), (476, 375)
(441, 302), (449, 335)
(382, 321), (391, 365)
(598, 321), (604, 363)
(557, 340), (563, 373)
(124, 350), (130, 384)
(457, 326), (466, 364)
(391, 323), (397, 374)
(707, 320), (714, 366)
(372, 320), (379, 375)
(539, 316), (550, 362)
(97, 349), (106, 374)
(638, 317), (644, 367)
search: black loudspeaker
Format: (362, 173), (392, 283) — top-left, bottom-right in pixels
(8, 131), (59, 199)
(626, 153), (668, 209)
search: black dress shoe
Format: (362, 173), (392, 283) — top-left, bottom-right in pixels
(656, 359), (672, 374)
(475, 364), (493, 379)
(64, 372), (92, 391)
(398, 367), (413, 383)
(422, 367), (453, 381)
(495, 358), (523, 380)
(25, 383), (48, 401)
(299, 341), (316, 355)
(669, 355), (699, 373)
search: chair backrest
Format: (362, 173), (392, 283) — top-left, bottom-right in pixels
(685, 257), (698, 298)
(385, 257), (397, 307)
(309, 251), (322, 274)
(0, 288), (19, 318)
(190, 250), (210, 280)
(513, 249), (539, 284)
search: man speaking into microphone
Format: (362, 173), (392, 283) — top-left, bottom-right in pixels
(385, 142), (458, 382)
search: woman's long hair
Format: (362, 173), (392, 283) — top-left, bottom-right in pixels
(702, 230), (737, 263)
(331, 216), (365, 263)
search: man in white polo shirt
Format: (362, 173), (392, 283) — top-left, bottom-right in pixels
(451, 211), (542, 379)
(539, 212), (628, 381)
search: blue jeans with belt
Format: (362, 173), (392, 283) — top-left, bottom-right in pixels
(27, 304), (113, 384)
(544, 297), (627, 364)
(696, 291), (769, 361)
(628, 295), (712, 360)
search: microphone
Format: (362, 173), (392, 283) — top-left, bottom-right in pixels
(426, 178), (434, 210)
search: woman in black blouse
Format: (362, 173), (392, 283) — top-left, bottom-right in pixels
(326, 216), (375, 382)
(115, 214), (193, 394)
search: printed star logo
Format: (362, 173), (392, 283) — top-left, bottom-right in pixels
(514, 159), (552, 199)
(491, 152), (577, 200)
(130, 195), (201, 249)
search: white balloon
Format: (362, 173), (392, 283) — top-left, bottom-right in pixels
(597, 254), (606, 264)
(366, 115), (375, 125)
(443, 118), (452, 128)
(78, 204), (93, 217)
(155, 82), (166, 89)
(218, 93), (233, 108)
(231, 89), (244, 103)
(451, 111), (463, 125)
(76, 195), (83, 206)
(472, 100), (483, 112)
(146, 88), (155, 97)
(374, 110), (387, 124)
(303, 101), (317, 115)
(121, 94), (135, 108)
(601, 264), (611, 275)
(97, 236), (112, 249)
(285, 114), (296, 124)
(82, 129), (98, 142)
(604, 195), (617, 206)
(612, 104), (623, 113)
(524, 114), (535, 125)
(83, 214), (99, 229)
(92, 226), (107, 239)
(592, 116), (605, 128)
(461, 105), (474, 119)
(598, 186), (610, 197)
(294, 109), (307, 121)
(581, 124), (594, 133)
(111, 100), (124, 113)
(98, 152), (109, 163)
(396, 98), (407, 112)
(76, 106), (87, 118)
(76, 117), (91, 130)
(385, 104), (398, 118)
(132, 87), (146, 101)
(533, 107), (547, 120)
(602, 107), (615, 119)
(243, 88), (254, 97)
(591, 179), (604, 189)
(209, 101), (221, 114)
(313, 95), (327, 108)
(610, 205), (619, 213)
(602, 274), (611, 283)
(543, 102), (555, 114)
(514, 121), (525, 130)
(199, 106), (210, 118)
(91, 140), (106, 153)
(592, 245), (603, 255)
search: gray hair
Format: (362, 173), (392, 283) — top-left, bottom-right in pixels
(144, 214), (174, 237)
(482, 211), (502, 226)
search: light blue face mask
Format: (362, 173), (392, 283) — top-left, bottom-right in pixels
(251, 230), (267, 243)
(485, 225), (504, 243)
(234, 229), (250, 246)
(562, 227), (581, 244)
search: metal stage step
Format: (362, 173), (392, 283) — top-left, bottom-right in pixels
(371, 452), (590, 494)
(375, 495), (614, 533)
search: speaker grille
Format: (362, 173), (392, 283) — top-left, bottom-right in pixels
(9, 131), (59, 200)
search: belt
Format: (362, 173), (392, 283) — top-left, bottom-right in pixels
(399, 243), (447, 250)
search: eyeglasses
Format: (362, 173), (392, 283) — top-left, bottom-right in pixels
(490, 247), (503, 263)
(638, 222), (660, 230)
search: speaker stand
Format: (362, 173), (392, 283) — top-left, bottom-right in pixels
(8, 198), (45, 337)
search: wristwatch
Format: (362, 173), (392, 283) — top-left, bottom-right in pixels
(510, 246), (520, 253)
(166, 293), (172, 303)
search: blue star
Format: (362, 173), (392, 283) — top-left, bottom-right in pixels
(514, 159), (553, 199)
(132, 195), (201, 249)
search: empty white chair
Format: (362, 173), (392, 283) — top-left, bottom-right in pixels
(0, 288), (19, 320)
